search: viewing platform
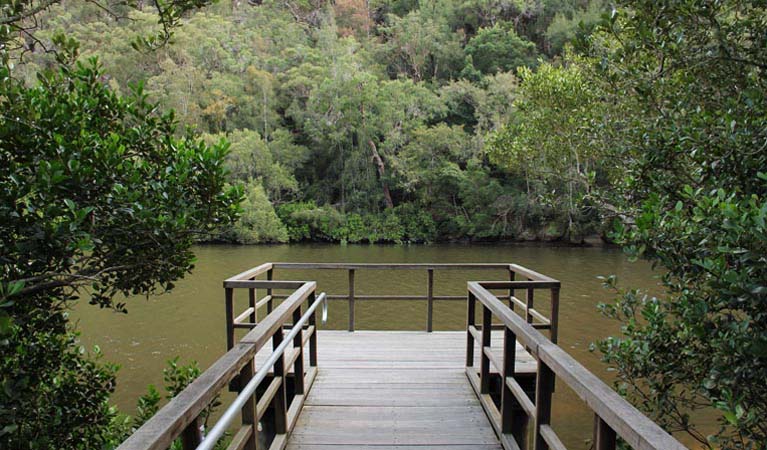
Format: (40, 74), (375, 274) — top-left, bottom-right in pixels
(118, 263), (687, 450)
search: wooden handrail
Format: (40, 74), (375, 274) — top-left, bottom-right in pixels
(225, 262), (274, 282)
(271, 262), (518, 270)
(466, 281), (687, 450)
(223, 279), (308, 289)
(197, 292), (325, 450)
(119, 282), (320, 450)
(233, 262), (561, 335)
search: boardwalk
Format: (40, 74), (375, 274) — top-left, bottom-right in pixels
(118, 263), (688, 450)
(268, 331), (533, 450)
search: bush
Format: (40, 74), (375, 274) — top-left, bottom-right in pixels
(276, 202), (317, 241)
(394, 204), (437, 243)
(276, 202), (346, 242)
(0, 57), (239, 448)
(218, 181), (288, 244)
(464, 22), (538, 75)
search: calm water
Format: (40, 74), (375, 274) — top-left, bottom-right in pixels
(73, 243), (702, 448)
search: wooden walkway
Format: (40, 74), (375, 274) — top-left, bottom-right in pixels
(255, 330), (535, 450)
(118, 264), (688, 450)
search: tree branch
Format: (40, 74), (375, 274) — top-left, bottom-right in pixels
(13, 265), (135, 297)
(0, 0), (61, 25)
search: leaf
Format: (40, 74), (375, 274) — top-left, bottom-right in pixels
(0, 315), (12, 335)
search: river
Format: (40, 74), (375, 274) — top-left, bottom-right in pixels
(73, 243), (693, 448)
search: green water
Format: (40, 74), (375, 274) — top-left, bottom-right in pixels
(73, 243), (693, 448)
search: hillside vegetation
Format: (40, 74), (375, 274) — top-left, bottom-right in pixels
(19, 0), (607, 244)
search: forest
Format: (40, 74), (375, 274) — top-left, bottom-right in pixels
(2, 0), (766, 449)
(16, 0), (607, 244)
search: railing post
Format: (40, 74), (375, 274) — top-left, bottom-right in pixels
(426, 269), (434, 332)
(534, 362), (555, 450)
(292, 304), (305, 396)
(502, 327), (527, 449)
(480, 305), (492, 394)
(248, 282), (257, 325)
(594, 415), (617, 450)
(550, 287), (559, 344)
(225, 288), (234, 351)
(466, 292), (476, 367)
(239, 358), (259, 450)
(272, 327), (288, 436)
(348, 269), (355, 332)
(501, 329), (516, 434)
(266, 268), (274, 313)
(309, 292), (318, 367)
(508, 267), (515, 311)
(526, 286), (534, 324)
(180, 417), (202, 450)
(501, 327), (517, 434)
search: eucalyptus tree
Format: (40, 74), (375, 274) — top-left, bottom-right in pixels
(489, 61), (606, 241)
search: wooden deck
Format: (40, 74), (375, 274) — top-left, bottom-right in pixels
(254, 331), (535, 450)
(119, 264), (688, 450)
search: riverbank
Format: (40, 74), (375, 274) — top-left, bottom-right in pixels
(206, 230), (612, 247)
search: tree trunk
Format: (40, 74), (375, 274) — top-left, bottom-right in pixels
(369, 140), (394, 209)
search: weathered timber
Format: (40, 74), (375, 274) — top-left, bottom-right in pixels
(120, 263), (686, 450)
(467, 281), (687, 450)
(286, 331), (505, 450)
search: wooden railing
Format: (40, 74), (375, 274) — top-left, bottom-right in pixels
(118, 281), (323, 450)
(465, 281), (687, 450)
(225, 262), (560, 337)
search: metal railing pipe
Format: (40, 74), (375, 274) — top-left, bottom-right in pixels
(196, 292), (326, 450)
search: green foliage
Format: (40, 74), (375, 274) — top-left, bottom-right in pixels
(118, 358), (221, 449)
(208, 129), (300, 201)
(589, 2), (767, 445)
(0, 55), (239, 448)
(276, 202), (318, 241)
(464, 22), (538, 75)
(378, 9), (464, 81)
(488, 60), (606, 241)
(9, 0), (608, 247)
(275, 202), (437, 243)
(488, 0), (767, 446)
(544, 1), (604, 56)
(219, 181), (289, 244)
(0, 0), (638, 446)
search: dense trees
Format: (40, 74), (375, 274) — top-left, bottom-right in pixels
(5, 0), (766, 448)
(2, 2), (612, 444)
(12, 0), (610, 245)
(490, 1), (767, 447)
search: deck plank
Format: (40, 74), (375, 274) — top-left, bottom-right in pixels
(281, 331), (512, 450)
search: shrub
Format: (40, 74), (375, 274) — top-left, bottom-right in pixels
(219, 181), (288, 244)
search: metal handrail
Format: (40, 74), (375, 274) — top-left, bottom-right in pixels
(118, 280), (319, 450)
(197, 292), (326, 450)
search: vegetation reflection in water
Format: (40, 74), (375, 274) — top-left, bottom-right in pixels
(74, 243), (679, 448)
